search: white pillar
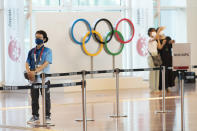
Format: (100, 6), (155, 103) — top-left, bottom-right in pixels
(0, 0), (5, 85)
(187, 0), (197, 70)
(157, 0), (161, 26)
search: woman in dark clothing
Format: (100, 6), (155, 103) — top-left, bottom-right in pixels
(165, 37), (176, 87)
(158, 36), (175, 91)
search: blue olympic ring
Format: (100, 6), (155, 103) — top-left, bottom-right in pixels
(70, 18), (92, 45)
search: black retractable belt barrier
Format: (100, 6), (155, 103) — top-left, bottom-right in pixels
(0, 85), (31, 90)
(41, 67), (162, 79)
(50, 82), (83, 88)
(191, 65), (197, 81)
(87, 70), (114, 75)
(120, 67), (162, 73)
(192, 65), (197, 69)
(0, 82), (83, 91)
(44, 71), (82, 78)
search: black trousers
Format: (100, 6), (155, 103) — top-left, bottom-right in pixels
(159, 66), (169, 91)
(31, 81), (51, 117)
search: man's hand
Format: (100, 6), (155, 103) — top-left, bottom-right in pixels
(156, 26), (166, 39)
(155, 34), (160, 40)
(35, 61), (49, 73)
(158, 26), (166, 32)
(27, 71), (36, 82)
(170, 40), (175, 44)
(162, 39), (167, 45)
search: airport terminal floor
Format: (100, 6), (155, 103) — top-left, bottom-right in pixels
(0, 81), (197, 131)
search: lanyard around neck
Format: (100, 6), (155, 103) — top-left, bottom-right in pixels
(34, 46), (44, 65)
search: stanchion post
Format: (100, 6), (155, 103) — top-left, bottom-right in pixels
(116, 68), (120, 117)
(162, 66), (166, 112)
(162, 113), (166, 131)
(156, 66), (171, 114)
(91, 56), (93, 78)
(110, 68), (127, 118)
(180, 71), (185, 131)
(81, 70), (87, 131)
(33, 73), (47, 127)
(75, 70), (94, 122)
(113, 56), (115, 77)
(41, 73), (46, 126)
(34, 73), (54, 127)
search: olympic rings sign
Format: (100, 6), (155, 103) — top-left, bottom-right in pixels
(70, 18), (135, 56)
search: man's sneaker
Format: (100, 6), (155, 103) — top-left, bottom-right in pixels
(27, 116), (40, 124)
(45, 116), (51, 124)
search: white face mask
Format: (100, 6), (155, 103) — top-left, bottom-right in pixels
(152, 32), (157, 37)
(159, 31), (164, 36)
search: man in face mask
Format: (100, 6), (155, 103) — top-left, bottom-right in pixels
(25, 30), (52, 124)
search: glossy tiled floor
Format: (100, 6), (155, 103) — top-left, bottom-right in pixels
(0, 82), (197, 131)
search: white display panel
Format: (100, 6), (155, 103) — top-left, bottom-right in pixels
(33, 12), (123, 76)
(173, 43), (191, 70)
(4, 0), (26, 85)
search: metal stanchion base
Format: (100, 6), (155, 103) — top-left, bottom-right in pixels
(75, 119), (94, 122)
(29, 123), (55, 127)
(155, 110), (172, 114)
(109, 114), (127, 118)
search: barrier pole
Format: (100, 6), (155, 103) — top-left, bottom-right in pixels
(35, 73), (47, 127)
(110, 68), (127, 118)
(41, 73), (46, 125)
(91, 56), (93, 78)
(81, 71), (87, 131)
(156, 66), (171, 114)
(180, 71), (185, 131)
(76, 71), (94, 122)
(113, 56), (115, 77)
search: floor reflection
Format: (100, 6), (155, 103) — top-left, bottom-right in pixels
(0, 82), (197, 131)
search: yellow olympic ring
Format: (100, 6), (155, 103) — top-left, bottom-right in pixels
(82, 30), (103, 56)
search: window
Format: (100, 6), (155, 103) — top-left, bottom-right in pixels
(160, 9), (187, 42)
(160, 0), (186, 7)
(30, 0), (121, 7)
(154, 0), (187, 42)
(72, 0), (121, 6)
(32, 0), (60, 6)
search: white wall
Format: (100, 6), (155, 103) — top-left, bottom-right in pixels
(34, 12), (123, 78)
(187, 0), (197, 70)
